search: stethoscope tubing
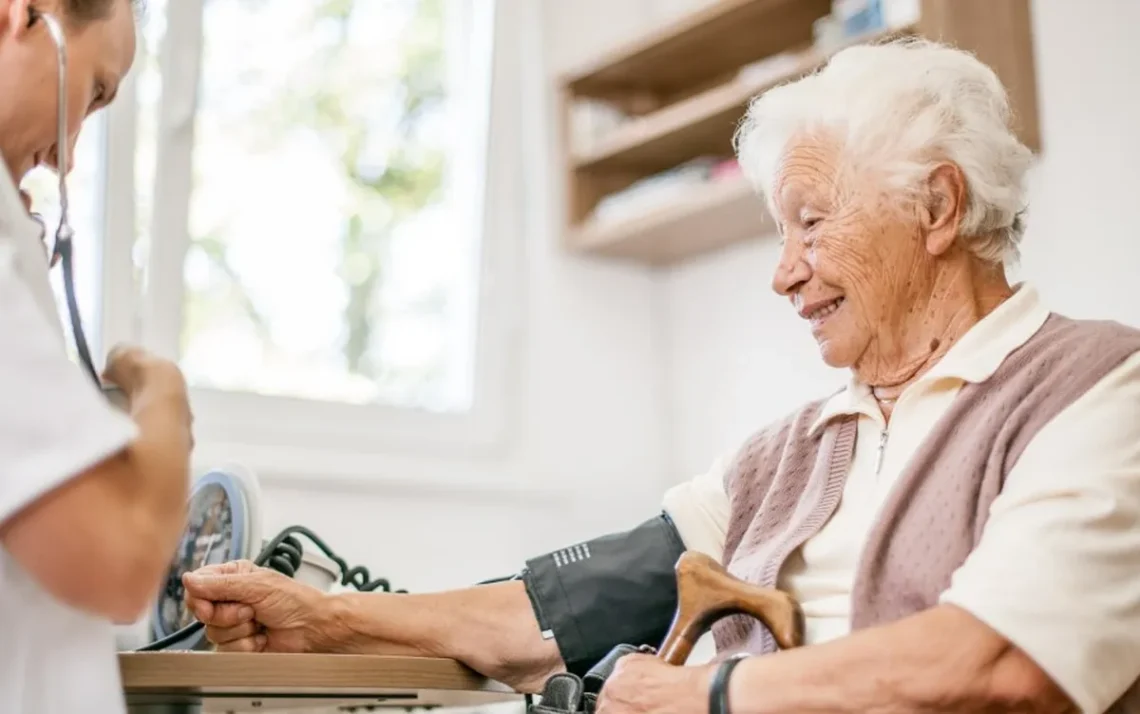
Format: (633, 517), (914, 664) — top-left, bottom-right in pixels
(34, 10), (102, 386)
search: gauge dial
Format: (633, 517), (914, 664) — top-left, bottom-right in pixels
(151, 471), (251, 647)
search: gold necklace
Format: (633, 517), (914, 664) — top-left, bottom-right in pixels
(871, 388), (896, 404)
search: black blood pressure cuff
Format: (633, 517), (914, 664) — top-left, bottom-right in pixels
(521, 513), (686, 677)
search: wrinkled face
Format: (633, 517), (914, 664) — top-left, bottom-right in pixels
(770, 134), (933, 370)
(0, 0), (136, 183)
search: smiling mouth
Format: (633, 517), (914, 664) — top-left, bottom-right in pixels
(806, 297), (845, 322)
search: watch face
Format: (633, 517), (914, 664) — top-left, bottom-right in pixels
(152, 472), (250, 645)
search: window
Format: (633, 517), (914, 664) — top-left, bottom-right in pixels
(130, 0), (491, 416)
(46, 0), (517, 471)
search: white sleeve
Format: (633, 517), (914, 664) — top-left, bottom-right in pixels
(662, 454), (732, 560)
(0, 244), (138, 526)
(940, 350), (1140, 714)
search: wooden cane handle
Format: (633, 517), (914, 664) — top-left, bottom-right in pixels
(657, 551), (804, 665)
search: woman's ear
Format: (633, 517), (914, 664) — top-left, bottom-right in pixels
(921, 162), (967, 257)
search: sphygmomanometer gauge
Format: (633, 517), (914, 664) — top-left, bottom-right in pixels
(150, 469), (257, 650)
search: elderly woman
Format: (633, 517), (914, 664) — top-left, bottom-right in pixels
(0, 1), (193, 712)
(183, 39), (1140, 714)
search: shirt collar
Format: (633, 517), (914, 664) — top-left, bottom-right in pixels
(0, 163), (64, 340)
(810, 283), (1050, 434)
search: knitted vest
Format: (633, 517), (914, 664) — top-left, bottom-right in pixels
(710, 314), (1140, 663)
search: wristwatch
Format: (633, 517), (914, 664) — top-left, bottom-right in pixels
(709, 653), (749, 714)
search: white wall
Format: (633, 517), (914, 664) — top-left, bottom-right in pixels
(660, 0), (1140, 481)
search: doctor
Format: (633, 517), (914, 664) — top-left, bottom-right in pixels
(0, 1), (194, 713)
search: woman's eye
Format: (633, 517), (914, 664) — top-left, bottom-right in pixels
(802, 216), (821, 229)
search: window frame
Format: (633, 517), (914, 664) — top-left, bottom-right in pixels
(97, 0), (523, 477)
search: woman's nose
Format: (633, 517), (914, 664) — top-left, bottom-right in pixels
(771, 238), (812, 296)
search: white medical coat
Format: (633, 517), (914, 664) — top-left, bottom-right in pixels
(0, 164), (138, 714)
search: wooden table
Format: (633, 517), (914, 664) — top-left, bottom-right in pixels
(119, 652), (522, 713)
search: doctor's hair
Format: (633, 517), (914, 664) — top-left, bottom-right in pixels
(61, 0), (145, 24)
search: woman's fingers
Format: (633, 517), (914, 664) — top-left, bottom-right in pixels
(206, 620), (262, 647)
(212, 632), (268, 653)
(184, 561), (259, 627)
(197, 601), (255, 628)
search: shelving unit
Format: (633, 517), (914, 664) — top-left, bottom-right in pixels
(558, 0), (1040, 267)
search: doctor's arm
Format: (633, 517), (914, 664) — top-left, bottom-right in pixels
(0, 270), (193, 623)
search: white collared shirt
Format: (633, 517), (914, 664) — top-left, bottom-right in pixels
(0, 165), (137, 714)
(663, 284), (1140, 713)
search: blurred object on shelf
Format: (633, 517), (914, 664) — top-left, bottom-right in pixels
(817, 0), (919, 53)
(570, 99), (630, 156)
(883, 0), (920, 29)
(738, 52), (802, 87)
(589, 157), (721, 226)
(833, 0), (885, 37)
(710, 159), (743, 183)
(813, 14), (844, 54)
(585, 158), (744, 232)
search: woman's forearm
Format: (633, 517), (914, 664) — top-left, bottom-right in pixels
(728, 605), (1073, 714)
(326, 581), (565, 692)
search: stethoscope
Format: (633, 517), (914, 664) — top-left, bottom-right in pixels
(29, 9), (105, 389)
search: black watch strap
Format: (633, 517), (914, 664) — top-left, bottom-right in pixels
(709, 653), (749, 714)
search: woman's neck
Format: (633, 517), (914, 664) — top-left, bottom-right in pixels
(856, 262), (1014, 410)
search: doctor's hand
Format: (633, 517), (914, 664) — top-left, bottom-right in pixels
(594, 654), (714, 714)
(183, 560), (339, 653)
(103, 344), (183, 395)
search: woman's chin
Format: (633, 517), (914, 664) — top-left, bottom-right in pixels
(815, 338), (856, 369)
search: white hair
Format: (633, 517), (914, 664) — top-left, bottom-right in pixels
(735, 38), (1033, 263)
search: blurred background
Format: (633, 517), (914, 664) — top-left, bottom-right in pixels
(25, 0), (1138, 599)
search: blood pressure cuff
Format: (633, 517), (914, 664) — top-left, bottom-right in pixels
(521, 513), (686, 676)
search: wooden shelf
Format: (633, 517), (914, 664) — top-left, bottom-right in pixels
(558, 0), (1040, 268)
(574, 73), (767, 174)
(573, 177), (769, 266)
(565, 0), (831, 100)
(574, 25), (918, 176)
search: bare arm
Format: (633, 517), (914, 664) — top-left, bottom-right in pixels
(1, 347), (193, 623)
(727, 605), (1073, 713)
(328, 582), (565, 691)
(186, 512), (697, 691)
(183, 560), (565, 693)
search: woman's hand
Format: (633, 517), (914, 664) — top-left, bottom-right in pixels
(595, 654), (714, 714)
(183, 560), (343, 654)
